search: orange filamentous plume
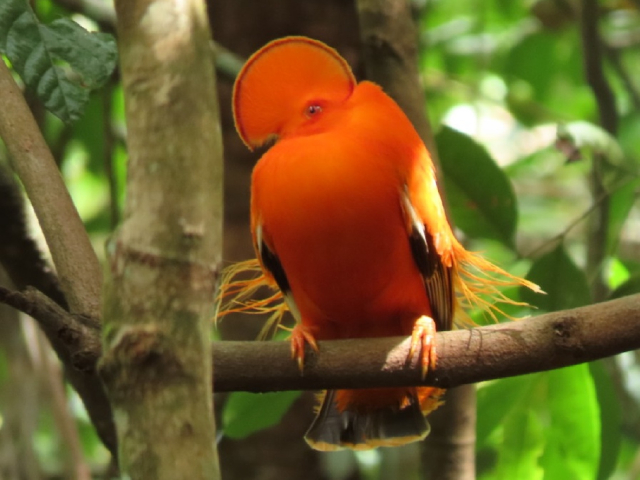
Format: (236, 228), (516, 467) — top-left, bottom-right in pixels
(217, 36), (540, 451)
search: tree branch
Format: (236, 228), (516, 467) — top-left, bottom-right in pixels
(0, 164), (68, 309)
(0, 61), (102, 317)
(212, 294), (640, 391)
(580, 0), (618, 135)
(3, 287), (638, 394)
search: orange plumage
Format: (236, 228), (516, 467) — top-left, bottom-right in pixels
(220, 37), (540, 451)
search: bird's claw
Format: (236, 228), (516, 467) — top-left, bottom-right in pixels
(408, 315), (437, 379)
(291, 324), (319, 373)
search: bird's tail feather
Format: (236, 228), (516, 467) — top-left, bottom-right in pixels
(452, 244), (543, 326)
(215, 259), (287, 339)
(305, 387), (445, 451)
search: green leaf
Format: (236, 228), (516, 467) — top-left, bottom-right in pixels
(436, 126), (518, 248)
(0, 0), (117, 123)
(222, 391), (301, 439)
(539, 365), (601, 480)
(503, 29), (590, 123)
(482, 368), (600, 480)
(494, 408), (544, 480)
(521, 243), (591, 312)
(476, 376), (532, 449)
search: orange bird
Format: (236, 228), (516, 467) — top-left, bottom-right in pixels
(220, 37), (539, 451)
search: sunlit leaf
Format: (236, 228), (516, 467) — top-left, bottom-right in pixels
(482, 367), (600, 480)
(494, 409), (544, 480)
(222, 391), (301, 439)
(0, 0), (117, 123)
(609, 274), (640, 300)
(521, 243), (591, 312)
(436, 126), (518, 248)
(556, 121), (624, 166)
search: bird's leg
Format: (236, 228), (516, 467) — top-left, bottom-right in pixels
(290, 323), (319, 372)
(408, 315), (437, 379)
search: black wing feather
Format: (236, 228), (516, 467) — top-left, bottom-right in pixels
(405, 202), (454, 332)
(259, 239), (291, 295)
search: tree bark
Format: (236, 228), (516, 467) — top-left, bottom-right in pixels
(422, 385), (476, 480)
(99, 0), (223, 478)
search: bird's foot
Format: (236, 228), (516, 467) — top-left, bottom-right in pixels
(408, 315), (437, 379)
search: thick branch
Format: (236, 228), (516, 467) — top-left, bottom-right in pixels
(213, 294), (640, 392)
(355, 3), (467, 475)
(0, 61), (102, 317)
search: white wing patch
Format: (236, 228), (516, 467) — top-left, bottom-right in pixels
(402, 187), (427, 243)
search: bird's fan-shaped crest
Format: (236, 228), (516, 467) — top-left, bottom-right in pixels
(233, 37), (356, 149)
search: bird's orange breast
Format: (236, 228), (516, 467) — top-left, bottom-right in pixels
(251, 84), (431, 340)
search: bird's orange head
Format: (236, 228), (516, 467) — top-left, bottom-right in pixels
(232, 37), (356, 150)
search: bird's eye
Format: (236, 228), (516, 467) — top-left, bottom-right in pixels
(305, 104), (323, 117)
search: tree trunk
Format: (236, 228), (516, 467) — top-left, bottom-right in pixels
(99, 0), (223, 478)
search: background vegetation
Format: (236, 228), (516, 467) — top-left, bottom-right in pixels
(0, 0), (639, 479)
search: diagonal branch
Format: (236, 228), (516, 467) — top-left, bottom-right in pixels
(0, 60), (102, 317)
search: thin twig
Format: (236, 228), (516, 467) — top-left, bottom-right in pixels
(580, 0), (618, 302)
(525, 187), (611, 258)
